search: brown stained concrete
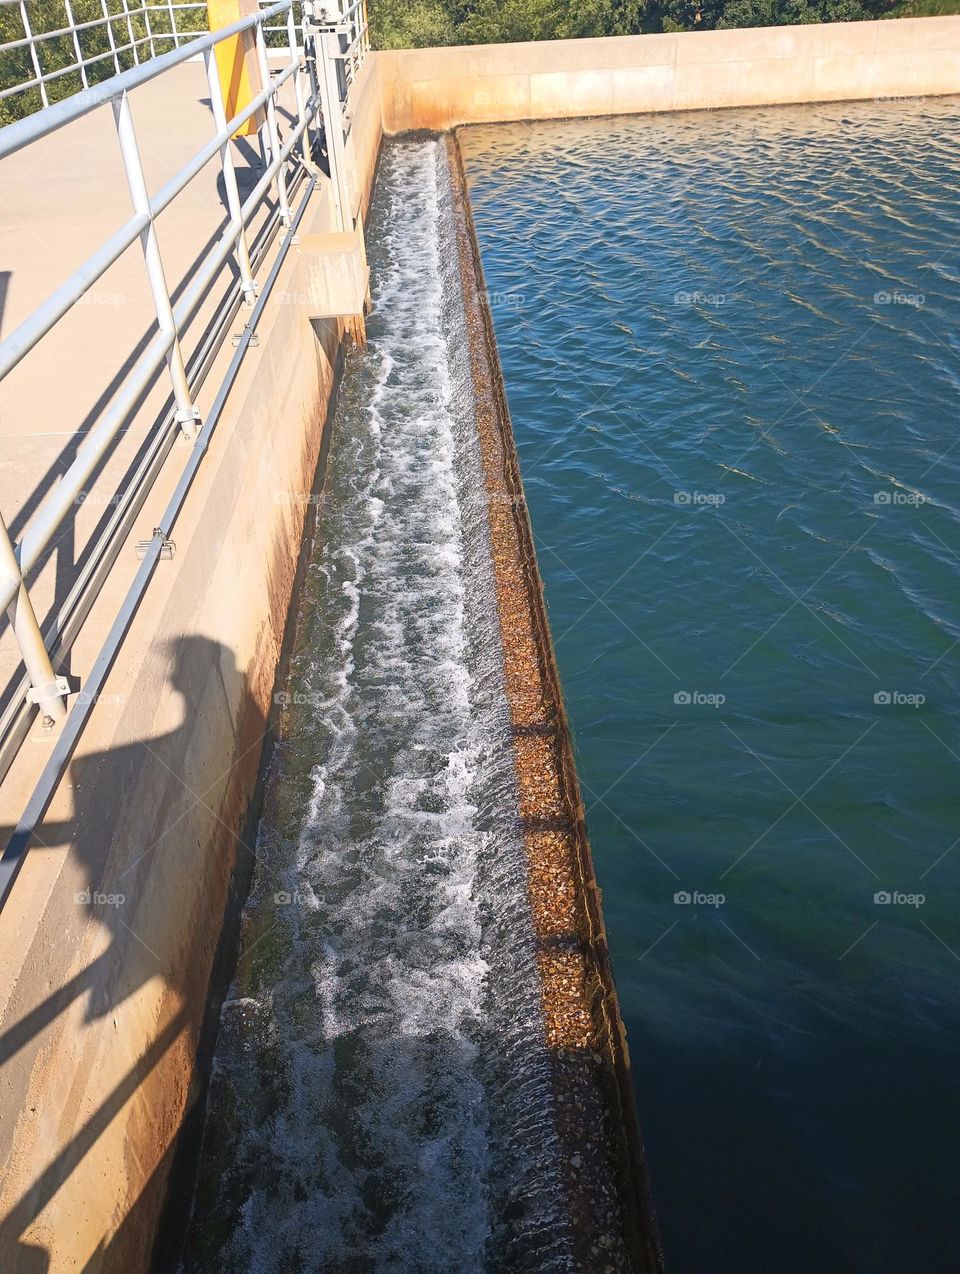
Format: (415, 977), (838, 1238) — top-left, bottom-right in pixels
(378, 16), (960, 132)
(0, 53), (382, 1272)
(448, 134), (663, 1274)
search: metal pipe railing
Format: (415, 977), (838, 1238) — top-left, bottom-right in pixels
(0, 0), (367, 764)
(0, 170), (319, 912)
(0, 1), (288, 150)
(0, 0), (338, 738)
(0, 165), (304, 778)
(0, 1), (210, 114)
(0, 1), (368, 120)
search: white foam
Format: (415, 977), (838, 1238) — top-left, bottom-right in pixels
(189, 140), (574, 1274)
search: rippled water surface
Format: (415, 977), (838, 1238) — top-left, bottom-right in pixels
(460, 100), (960, 1272)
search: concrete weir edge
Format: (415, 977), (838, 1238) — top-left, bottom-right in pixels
(447, 133), (664, 1273)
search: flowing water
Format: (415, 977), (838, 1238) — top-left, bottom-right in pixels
(183, 140), (573, 1273)
(459, 100), (960, 1272)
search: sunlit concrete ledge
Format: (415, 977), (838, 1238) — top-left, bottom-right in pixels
(377, 16), (960, 132)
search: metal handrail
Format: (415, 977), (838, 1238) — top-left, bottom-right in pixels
(0, 0), (369, 810)
(0, 0), (334, 750)
(0, 0), (369, 911)
(0, 0), (367, 120)
(1, 0), (285, 150)
(0, 0), (211, 112)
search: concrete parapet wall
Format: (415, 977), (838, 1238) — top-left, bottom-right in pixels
(378, 16), (960, 132)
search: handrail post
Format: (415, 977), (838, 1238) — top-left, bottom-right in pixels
(0, 515), (68, 726)
(286, 2), (309, 167)
(63, 0), (89, 88)
(315, 25), (351, 233)
(18, 1), (48, 108)
(167, 0), (180, 49)
(202, 45), (257, 305)
(253, 20), (292, 226)
(100, 0), (122, 76)
(113, 89), (200, 438)
(121, 0), (139, 65)
(143, 0), (156, 60)
(303, 26), (324, 168)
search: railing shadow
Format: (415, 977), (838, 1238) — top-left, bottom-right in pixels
(0, 114), (292, 717)
(0, 634), (267, 1269)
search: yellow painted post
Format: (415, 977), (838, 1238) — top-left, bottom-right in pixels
(206, 0), (265, 137)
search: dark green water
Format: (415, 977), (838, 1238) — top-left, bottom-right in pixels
(460, 100), (960, 1272)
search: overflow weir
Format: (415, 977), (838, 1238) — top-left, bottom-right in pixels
(0, 13), (958, 1273)
(177, 135), (660, 1272)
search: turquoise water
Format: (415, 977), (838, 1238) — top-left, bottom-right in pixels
(461, 100), (960, 1272)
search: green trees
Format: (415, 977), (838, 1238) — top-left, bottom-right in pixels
(370, 0), (643, 48)
(368, 0), (897, 46)
(0, 0), (206, 124)
(1, 0), (906, 126)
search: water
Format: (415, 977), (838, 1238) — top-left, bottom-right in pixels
(459, 100), (960, 1272)
(184, 140), (573, 1273)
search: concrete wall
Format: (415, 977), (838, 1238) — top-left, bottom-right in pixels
(0, 57), (383, 1273)
(378, 16), (960, 132)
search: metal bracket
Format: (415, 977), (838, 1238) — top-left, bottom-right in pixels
(175, 405), (201, 442)
(135, 529), (175, 560)
(26, 675), (71, 709)
(231, 328), (260, 348)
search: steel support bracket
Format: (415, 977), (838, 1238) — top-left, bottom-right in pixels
(26, 675), (71, 709)
(175, 405), (201, 441)
(135, 529), (175, 560)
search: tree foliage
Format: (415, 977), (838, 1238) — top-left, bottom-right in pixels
(369, 0), (896, 46)
(0, 0), (206, 124)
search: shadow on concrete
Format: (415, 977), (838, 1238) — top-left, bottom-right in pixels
(0, 141), (287, 715)
(0, 634), (269, 1272)
(0, 271), (10, 338)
